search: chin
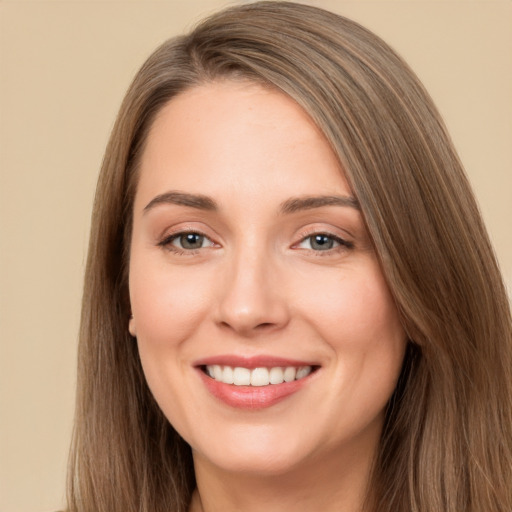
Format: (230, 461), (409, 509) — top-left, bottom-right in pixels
(190, 424), (325, 477)
(201, 449), (308, 477)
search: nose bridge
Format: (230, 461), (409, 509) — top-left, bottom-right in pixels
(215, 239), (288, 335)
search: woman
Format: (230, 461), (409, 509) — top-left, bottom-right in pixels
(67, 2), (512, 511)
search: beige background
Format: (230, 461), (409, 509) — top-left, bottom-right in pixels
(0, 1), (510, 510)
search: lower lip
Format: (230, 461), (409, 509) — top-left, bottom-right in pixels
(197, 369), (313, 410)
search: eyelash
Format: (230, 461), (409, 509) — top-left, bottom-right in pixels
(158, 230), (354, 256)
(158, 230), (215, 255)
(294, 232), (354, 256)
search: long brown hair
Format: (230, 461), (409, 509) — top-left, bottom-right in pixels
(67, 2), (512, 511)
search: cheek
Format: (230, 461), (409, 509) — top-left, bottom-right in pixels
(128, 257), (212, 346)
(297, 261), (406, 394)
(128, 258), (212, 433)
(300, 263), (403, 345)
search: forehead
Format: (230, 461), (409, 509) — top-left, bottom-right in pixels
(135, 80), (351, 210)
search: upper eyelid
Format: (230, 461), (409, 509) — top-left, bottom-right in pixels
(291, 226), (355, 251)
(160, 230), (216, 245)
(158, 231), (218, 256)
(299, 232), (343, 242)
(156, 223), (354, 247)
(157, 223), (217, 242)
(294, 224), (353, 241)
(295, 233), (351, 247)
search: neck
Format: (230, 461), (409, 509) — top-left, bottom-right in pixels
(189, 444), (375, 512)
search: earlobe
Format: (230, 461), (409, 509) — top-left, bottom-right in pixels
(128, 315), (137, 337)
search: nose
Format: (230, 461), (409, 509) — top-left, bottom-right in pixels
(214, 247), (290, 337)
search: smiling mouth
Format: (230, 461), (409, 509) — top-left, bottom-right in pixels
(202, 365), (317, 386)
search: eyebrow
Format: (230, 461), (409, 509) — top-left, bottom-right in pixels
(144, 191), (218, 213)
(279, 195), (360, 214)
(143, 191), (360, 215)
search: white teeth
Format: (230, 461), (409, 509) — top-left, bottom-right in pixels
(233, 367), (251, 386)
(269, 367), (284, 384)
(283, 366), (296, 382)
(205, 364), (313, 386)
(213, 365), (223, 381)
(222, 365), (234, 384)
(250, 367), (269, 386)
(296, 366), (312, 379)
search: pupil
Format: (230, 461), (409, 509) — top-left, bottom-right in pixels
(312, 235), (333, 250)
(182, 233), (203, 249)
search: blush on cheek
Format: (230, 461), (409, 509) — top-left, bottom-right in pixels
(130, 264), (213, 344)
(136, 302), (204, 349)
(307, 266), (405, 364)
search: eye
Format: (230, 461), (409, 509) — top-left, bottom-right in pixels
(160, 231), (216, 252)
(296, 233), (353, 252)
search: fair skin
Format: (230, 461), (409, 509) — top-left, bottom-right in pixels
(128, 81), (406, 512)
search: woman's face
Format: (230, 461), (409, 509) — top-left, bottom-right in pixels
(129, 81), (406, 476)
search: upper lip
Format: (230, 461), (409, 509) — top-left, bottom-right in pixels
(194, 355), (319, 369)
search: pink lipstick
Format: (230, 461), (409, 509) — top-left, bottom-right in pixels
(195, 355), (318, 410)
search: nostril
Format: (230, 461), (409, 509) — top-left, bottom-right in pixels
(218, 320), (278, 334)
(255, 322), (275, 330)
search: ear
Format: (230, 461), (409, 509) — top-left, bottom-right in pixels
(128, 315), (137, 337)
